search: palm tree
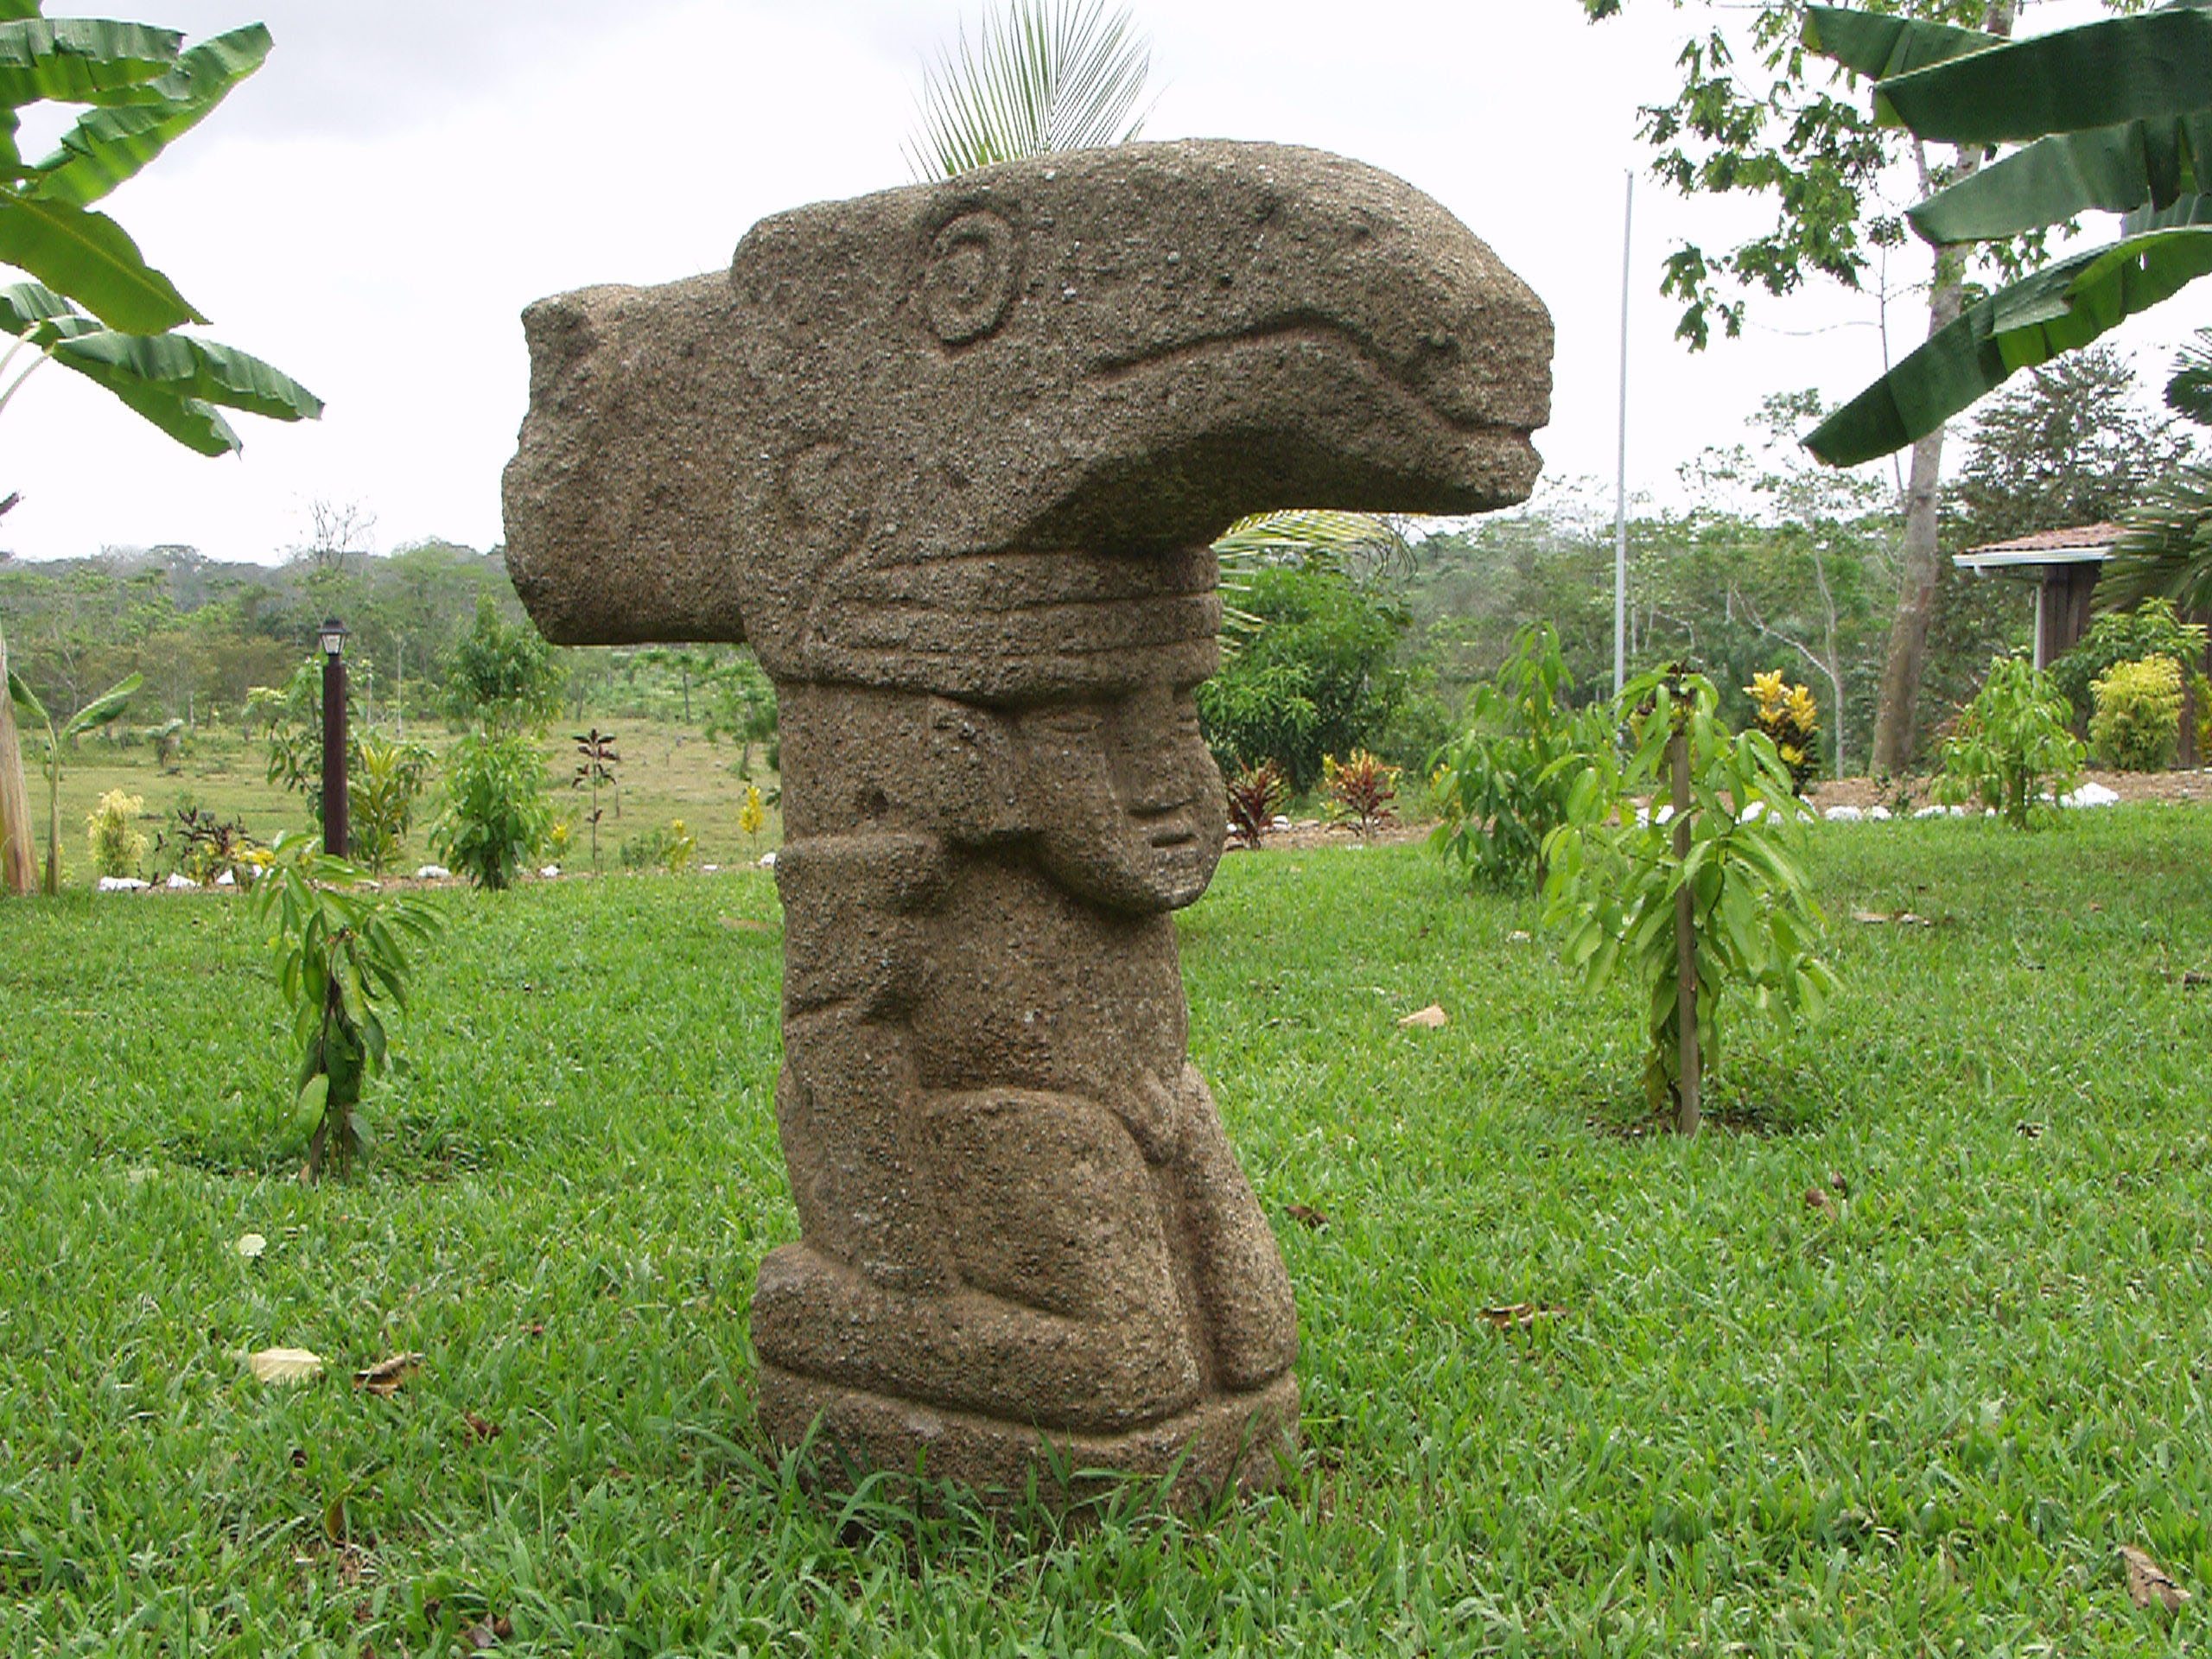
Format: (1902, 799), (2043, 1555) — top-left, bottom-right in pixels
(2099, 330), (2212, 613)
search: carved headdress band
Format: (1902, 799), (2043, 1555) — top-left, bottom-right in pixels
(797, 546), (1221, 704)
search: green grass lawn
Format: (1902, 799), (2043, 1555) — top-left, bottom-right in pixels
(3, 809), (2209, 1655)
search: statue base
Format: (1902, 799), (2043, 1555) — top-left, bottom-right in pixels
(756, 1363), (1300, 1510)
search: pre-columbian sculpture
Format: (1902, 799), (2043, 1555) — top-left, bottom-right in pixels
(504, 140), (1552, 1500)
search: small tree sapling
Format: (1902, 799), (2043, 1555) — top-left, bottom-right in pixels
(1543, 669), (1837, 1134)
(257, 834), (439, 1179)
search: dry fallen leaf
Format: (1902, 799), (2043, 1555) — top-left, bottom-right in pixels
(1478, 1303), (1564, 1331)
(1398, 1003), (1449, 1030)
(246, 1347), (324, 1385)
(1507, 930), (1532, 944)
(2017, 1121), (2046, 1140)
(1285, 1204), (1329, 1230)
(2121, 1545), (2190, 1612)
(464, 1411), (503, 1444)
(718, 916), (773, 934)
(1802, 1187), (1834, 1214)
(353, 1352), (424, 1396)
(462, 1620), (501, 1649)
(1853, 910), (1934, 927)
(236, 1232), (267, 1260)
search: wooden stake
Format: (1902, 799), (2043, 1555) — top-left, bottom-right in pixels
(1669, 721), (1700, 1135)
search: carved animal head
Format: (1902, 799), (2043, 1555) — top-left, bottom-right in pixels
(504, 139), (1552, 697)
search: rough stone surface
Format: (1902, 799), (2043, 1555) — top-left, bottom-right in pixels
(503, 139), (1553, 1505)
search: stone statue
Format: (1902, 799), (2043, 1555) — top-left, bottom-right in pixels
(503, 139), (1552, 1501)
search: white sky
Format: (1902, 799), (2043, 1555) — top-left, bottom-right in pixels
(0, 0), (2182, 564)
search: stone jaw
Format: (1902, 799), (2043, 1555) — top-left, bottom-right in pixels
(501, 138), (1552, 1510)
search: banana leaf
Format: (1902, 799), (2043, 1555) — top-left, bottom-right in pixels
(60, 671), (139, 739)
(6, 664), (46, 726)
(48, 322), (321, 423)
(1910, 113), (2212, 244)
(0, 274), (71, 330)
(1877, 7), (2212, 144)
(1801, 7), (2000, 86)
(0, 278), (318, 452)
(0, 5), (41, 24)
(0, 18), (177, 108)
(1808, 225), (2212, 465)
(0, 191), (200, 331)
(2125, 193), (2212, 233)
(30, 26), (270, 208)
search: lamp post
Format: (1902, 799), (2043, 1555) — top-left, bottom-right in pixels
(319, 616), (349, 860)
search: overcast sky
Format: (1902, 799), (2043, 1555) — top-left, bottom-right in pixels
(0, 0), (2175, 565)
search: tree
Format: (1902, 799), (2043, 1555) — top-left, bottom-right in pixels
(0, 4), (321, 895)
(1579, 0), (2131, 772)
(1799, 5), (2212, 756)
(1952, 346), (2188, 550)
(1803, 6), (2212, 467)
(443, 594), (561, 732)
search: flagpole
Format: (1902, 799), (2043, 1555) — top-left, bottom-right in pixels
(1614, 169), (1633, 698)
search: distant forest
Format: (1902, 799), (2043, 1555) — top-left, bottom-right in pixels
(0, 348), (2187, 777)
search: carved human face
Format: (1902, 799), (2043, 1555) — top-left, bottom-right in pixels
(1019, 681), (1226, 913)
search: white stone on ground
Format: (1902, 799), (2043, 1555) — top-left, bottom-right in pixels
(1823, 805), (1864, 823)
(215, 869), (236, 886)
(2061, 781), (2120, 809)
(98, 876), (149, 892)
(760, 851), (778, 870)
(538, 865), (561, 878)
(1914, 804), (1947, 820)
(1867, 806), (1892, 822)
(416, 864), (450, 880)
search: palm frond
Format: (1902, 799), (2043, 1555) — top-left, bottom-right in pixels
(2166, 328), (2212, 426)
(904, 0), (1153, 181)
(2100, 458), (2212, 613)
(1213, 511), (1413, 650)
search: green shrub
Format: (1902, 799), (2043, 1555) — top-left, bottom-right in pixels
(1430, 623), (1610, 890)
(619, 818), (698, 874)
(430, 733), (551, 891)
(2048, 598), (2207, 728)
(2089, 654), (2183, 772)
(347, 735), (435, 874)
(1936, 655), (2085, 828)
(1744, 671), (1820, 793)
(1196, 563), (1414, 791)
(86, 789), (146, 879)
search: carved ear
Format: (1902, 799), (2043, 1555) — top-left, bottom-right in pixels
(925, 697), (1025, 842)
(920, 209), (1020, 347)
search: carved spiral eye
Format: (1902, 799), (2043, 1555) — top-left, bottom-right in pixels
(922, 211), (1018, 346)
